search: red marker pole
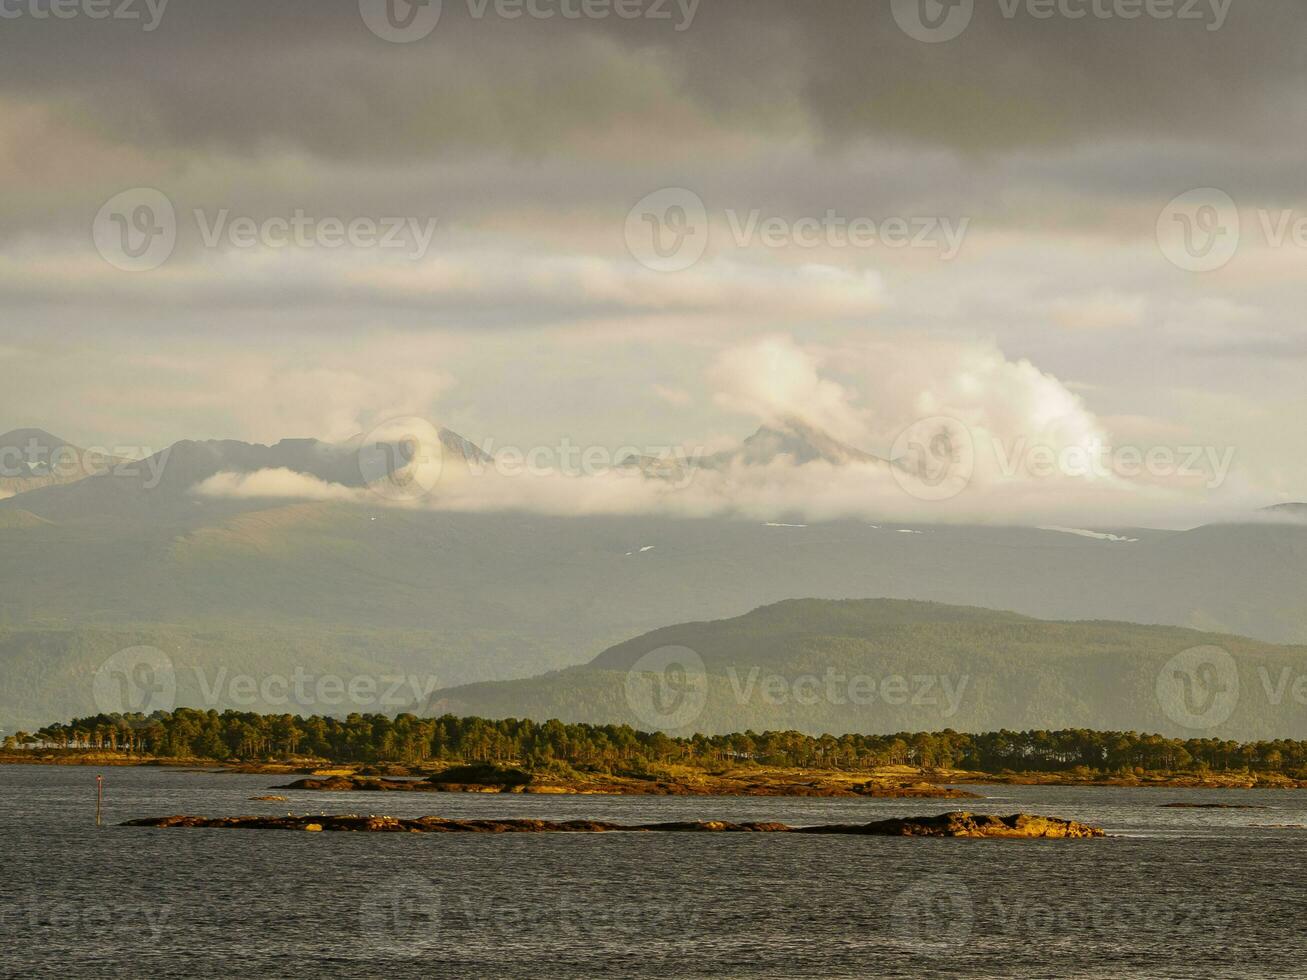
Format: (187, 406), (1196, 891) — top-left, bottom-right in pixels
(96, 775), (103, 826)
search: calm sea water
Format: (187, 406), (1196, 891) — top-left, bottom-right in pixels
(2, 765), (1305, 979)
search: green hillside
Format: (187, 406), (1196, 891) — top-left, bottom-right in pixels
(5, 435), (1307, 736)
(0, 623), (553, 733)
(436, 598), (1307, 741)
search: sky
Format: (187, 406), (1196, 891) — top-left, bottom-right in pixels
(1, 0), (1304, 522)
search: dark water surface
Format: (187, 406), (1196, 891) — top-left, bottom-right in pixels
(2, 764), (1306, 978)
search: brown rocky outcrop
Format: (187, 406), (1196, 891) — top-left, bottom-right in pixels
(803, 811), (1104, 838)
(273, 774), (980, 799)
(123, 810), (1102, 838)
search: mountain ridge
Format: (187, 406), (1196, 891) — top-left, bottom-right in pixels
(3, 423), (1307, 734)
(0, 428), (130, 499)
(433, 597), (1307, 741)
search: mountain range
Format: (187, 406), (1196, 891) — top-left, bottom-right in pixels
(434, 597), (1307, 741)
(0, 428), (128, 500)
(1, 423), (1305, 732)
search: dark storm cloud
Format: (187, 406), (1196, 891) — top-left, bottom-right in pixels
(1, 0), (1303, 163)
(2, 1), (1305, 500)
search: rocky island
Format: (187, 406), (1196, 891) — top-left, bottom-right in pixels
(123, 810), (1104, 838)
(271, 762), (981, 799)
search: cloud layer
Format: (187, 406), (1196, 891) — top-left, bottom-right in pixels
(2, 2), (1305, 512)
(192, 335), (1262, 528)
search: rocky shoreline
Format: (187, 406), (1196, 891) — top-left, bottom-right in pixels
(272, 770), (980, 799)
(123, 810), (1104, 838)
(7, 751), (1305, 791)
(1158, 802), (1268, 809)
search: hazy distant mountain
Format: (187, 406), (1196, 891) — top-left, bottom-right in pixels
(1264, 502), (1307, 519)
(621, 416), (886, 477)
(705, 417), (887, 468)
(0, 429), (486, 524)
(0, 428), (128, 499)
(434, 598), (1307, 741)
(3, 424), (1307, 730)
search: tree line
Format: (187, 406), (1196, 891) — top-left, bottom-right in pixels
(7, 709), (1307, 776)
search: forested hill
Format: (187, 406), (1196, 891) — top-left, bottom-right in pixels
(435, 598), (1307, 741)
(12, 711), (1307, 781)
(5, 449), (1307, 736)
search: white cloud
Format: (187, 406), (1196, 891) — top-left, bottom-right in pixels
(190, 335), (1266, 529)
(1047, 290), (1147, 331)
(652, 384), (693, 408)
(193, 468), (360, 502)
(710, 335), (869, 442)
(192, 450), (1251, 528)
(0, 243), (886, 323)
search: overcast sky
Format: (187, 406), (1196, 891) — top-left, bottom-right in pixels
(1, 0), (1304, 518)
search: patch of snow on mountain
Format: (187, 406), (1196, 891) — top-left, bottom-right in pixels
(1039, 526), (1139, 543)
